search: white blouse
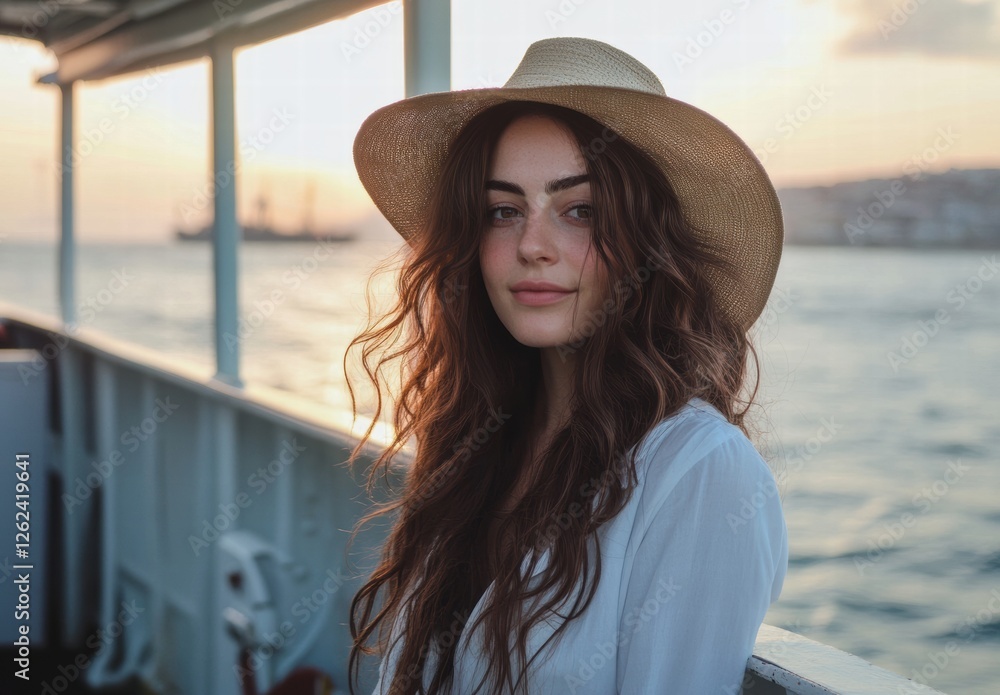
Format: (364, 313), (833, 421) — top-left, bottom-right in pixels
(372, 396), (788, 694)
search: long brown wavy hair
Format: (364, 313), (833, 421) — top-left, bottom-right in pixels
(343, 100), (766, 694)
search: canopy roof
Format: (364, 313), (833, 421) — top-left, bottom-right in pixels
(0, 0), (383, 84)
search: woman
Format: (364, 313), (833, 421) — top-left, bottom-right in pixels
(343, 37), (788, 695)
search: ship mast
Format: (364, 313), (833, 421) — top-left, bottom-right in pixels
(254, 188), (270, 231)
(302, 180), (316, 235)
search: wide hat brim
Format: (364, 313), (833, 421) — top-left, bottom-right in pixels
(353, 66), (783, 331)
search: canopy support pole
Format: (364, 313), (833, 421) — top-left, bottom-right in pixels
(403, 0), (451, 98)
(209, 35), (242, 386)
(59, 82), (77, 327)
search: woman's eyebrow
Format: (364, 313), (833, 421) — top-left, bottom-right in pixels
(485, 173), (590, 196)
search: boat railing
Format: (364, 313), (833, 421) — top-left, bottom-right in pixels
(1, 302), (400, 694)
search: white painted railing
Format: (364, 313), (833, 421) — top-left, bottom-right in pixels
(1, 303), (399, 694)
(746, 625), (946, 694)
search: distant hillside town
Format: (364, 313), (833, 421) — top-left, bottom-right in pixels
(777, 168), (1000, 247)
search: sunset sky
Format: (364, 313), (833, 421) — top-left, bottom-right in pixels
(1, 0), (998, 243)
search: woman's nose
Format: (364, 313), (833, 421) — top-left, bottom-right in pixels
(517, 208), (557, 263)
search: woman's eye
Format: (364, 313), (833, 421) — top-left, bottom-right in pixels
(568, 204), (593, 221)
(487, 205), (520, 222)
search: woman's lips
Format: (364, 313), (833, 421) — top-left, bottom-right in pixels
(511, 289), (575, 306)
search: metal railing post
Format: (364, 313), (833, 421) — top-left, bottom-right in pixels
(210, 34), (242, 386)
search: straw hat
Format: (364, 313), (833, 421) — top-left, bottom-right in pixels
(353, 36), (783, 330)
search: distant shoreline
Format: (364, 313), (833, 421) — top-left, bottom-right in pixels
(777, 167), (1000, 248)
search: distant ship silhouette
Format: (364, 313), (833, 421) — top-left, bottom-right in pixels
(175, 224), (356, 243)
(174, 184), (357, 243)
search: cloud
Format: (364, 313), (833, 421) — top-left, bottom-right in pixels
(834, 0), (1000, 60)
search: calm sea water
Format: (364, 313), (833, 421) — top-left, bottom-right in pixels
(2, 241), (998, 694)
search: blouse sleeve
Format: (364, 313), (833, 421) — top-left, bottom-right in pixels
(616, 430), (788, 695)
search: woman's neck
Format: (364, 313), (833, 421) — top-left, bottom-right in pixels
(537, 345), (576, 433)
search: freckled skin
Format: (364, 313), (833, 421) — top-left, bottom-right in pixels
(479, 115), (609, 349)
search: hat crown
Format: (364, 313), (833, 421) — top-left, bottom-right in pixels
(502, 37), (666, 96)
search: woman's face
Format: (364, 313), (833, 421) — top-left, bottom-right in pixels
(479, 114), (607, 350)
